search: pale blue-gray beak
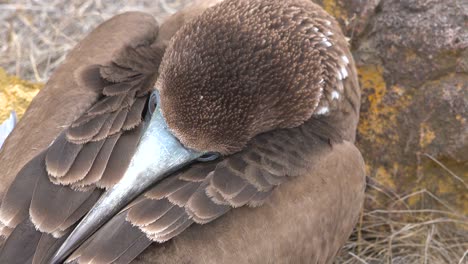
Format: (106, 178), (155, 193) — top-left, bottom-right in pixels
(50, 91), (207, 263)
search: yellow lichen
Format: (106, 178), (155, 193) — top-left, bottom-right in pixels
(455, 114), (466, 125)
(0, 68), (43, 122)
(322, 0), (347, 22)
(357, 65), (412, 146)
(374, 166), (396, 190)
(419, 123), (436, 148)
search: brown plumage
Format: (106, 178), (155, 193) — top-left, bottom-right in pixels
(0, 0), (365, 263)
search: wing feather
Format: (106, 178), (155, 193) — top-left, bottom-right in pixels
(29, 173), (96, 233)
(56, 139), (106, 185)
(0, 152), (45, 230)
(97, 125), (143, 188)
(46, 133), (84, 178)
(0, 219), (41, 264)
(126, 199), (175, 227)
(0, 12), (164, 261)
(73, 133), (121, 187)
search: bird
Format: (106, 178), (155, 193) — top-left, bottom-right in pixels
(0, 0), (365, 263)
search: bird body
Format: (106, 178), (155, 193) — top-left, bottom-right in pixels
(0, 0), (365, 263)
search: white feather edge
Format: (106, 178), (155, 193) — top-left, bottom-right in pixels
(0, 111), (17, 150)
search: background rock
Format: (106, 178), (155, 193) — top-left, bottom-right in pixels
(341, 0), (467, 213)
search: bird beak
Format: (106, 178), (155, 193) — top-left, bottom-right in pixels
(50, 91), (206, 263)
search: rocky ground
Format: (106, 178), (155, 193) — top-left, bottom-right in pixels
(1, 0), (467, 263)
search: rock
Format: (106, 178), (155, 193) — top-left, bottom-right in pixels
(315, 0), (468, 213)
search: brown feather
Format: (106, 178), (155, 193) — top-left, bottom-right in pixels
(178, 163), (217, 182)
(97, 124), (143, 188)
(149, 217), (193, 243)
(205, 185), (229, 205)
(99, 63), (141, 83)
(246, 189), (273, 207)
(68, 212), (149, 264)
(46, 133), (83, 178)
(66, 113), (110, 143)
(243, 165), (274, 191)
(140, 206), (185, 234)
(167, 181), (202, 207)
(145, 176), (193, 200)
(126, 199), (174, 227)
(210, 165), (248, 199)
(74, 133), (120, 187)
(109, 109), (129, 135)
(57, 189), (101, 232)
(109, 234), (152, 264)
(0, 219), (41, 264)
(92, 111), (120, 141)
(87, 94), (127, 115)
(113, 44), (164, 75)
(102, 82), (134, 96)
(228, 184), (258, 207)
(70, 114), (96, 128)
(32, 232), (69, 264)
(55, 139), (106, 185)
(122, 97), (146, 131)
(149, 214), (191, 240)
(0, 152), (46, 230)
(29, 172), (96, 233)
(186, 182), (230, 224)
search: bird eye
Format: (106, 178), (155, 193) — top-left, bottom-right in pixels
(197, 152), (220, 162)
(148, 90), (159, 114)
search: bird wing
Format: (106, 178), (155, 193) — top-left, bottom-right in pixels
(0, 1), (234, 262)
(0, 11), (162, 263)
(66, 117), (342, 264)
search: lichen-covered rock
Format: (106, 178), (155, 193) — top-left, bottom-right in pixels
(316, 0), (468, 214)
(0, 68), (42, 122)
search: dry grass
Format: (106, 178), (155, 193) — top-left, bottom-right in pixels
(335, 177), (468, 264)
(0, 0), (191, 82)
(0, 0), (467, 263)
